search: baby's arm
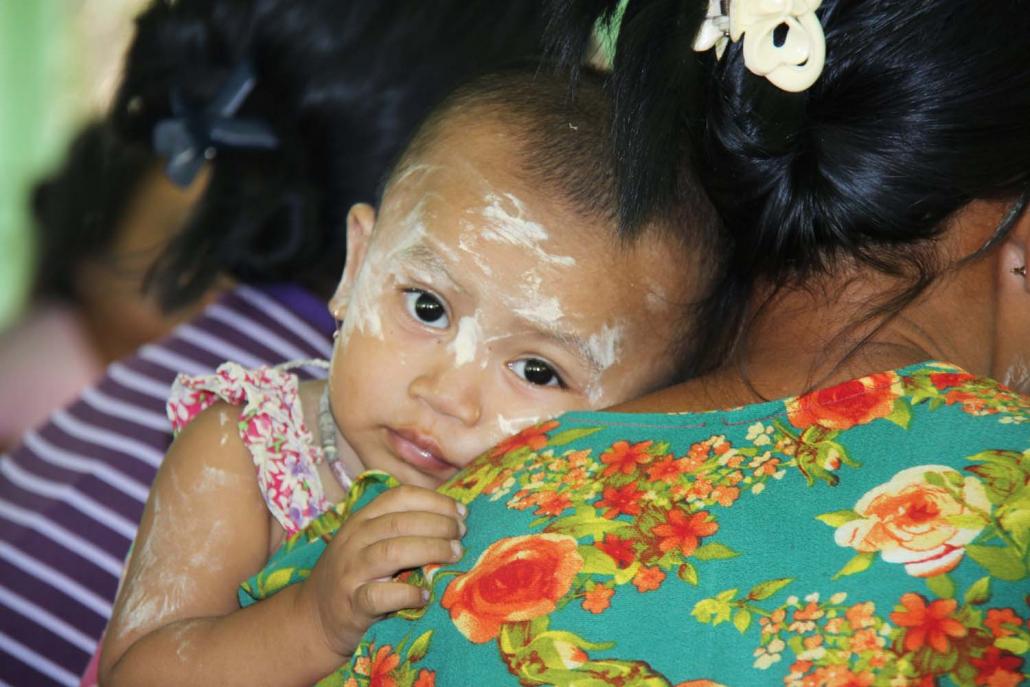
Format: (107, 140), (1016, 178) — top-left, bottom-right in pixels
(99, 402), (465, 686)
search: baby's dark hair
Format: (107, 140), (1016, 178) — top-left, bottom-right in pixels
(388, 67), (719, 378)
(548, 0), (1030, 372)
(389, 68), (618, 226)
(392, 67), (719, 249)
(112, 0), (549, 312)
(31, 120), (156, 302)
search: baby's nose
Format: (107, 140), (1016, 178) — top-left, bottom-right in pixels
(408, 364), (482, 426)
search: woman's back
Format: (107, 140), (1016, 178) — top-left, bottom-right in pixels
(258, 361), (1028, 685)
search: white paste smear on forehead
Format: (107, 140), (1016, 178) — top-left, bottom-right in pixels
(480, 193), (576, 267)
(458, 230), (494, 276)
(514, 298), (564, 326)
(449, 315), (482, 366)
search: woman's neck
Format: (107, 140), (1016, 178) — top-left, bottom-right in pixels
(615, 254), (995, 414)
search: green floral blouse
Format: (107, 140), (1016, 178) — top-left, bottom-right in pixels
(241, 361), (1029, 687)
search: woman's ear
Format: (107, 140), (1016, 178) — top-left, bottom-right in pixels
(329, 203), (376, 318)
(992, 207), (1030, 391)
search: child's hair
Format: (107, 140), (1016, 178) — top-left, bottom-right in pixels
(547, 0), (1030, 371)
(387, 68), (619, 224)
(387, 67), (719, 378)
(31, 121), (155, 302)
(112, 0), (550, 312)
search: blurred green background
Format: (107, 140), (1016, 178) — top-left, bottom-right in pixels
(0, 0), (145, 330)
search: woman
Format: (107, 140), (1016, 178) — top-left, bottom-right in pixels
(0, 1), (548, 684)
(286, 1), (1028, 685)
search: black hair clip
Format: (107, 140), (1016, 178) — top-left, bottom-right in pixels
(152, 60), (279, 188)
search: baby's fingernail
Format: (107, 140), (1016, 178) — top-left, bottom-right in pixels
(450, 540), (463, 560)
(421, 588), (430, 602)
(456, 502), (467, 517)
(459, 519), (467, 537)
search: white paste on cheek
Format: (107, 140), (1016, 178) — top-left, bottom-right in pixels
(587, 322), (623, 371)
(342, 200), (432, 342)
(480, 193), (575, 267)
(584, 323), (625, 404)
(449, 315), (481, 366)
(1003, 355), (1030, 394)
(496, 413), (542, 437)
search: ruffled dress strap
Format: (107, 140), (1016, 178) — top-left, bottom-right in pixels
(166, 360), (331, 535)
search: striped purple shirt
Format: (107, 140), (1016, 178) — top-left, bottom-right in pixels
(0, 284), (334, 687)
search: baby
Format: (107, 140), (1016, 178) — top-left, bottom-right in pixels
(99, 69), (702, 685)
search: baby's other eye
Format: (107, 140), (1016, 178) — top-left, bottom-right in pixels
(403, 289), (449, 329)
(509, 358), (565, 389)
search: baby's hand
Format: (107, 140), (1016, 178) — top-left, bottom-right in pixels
(298, 486), (466, 661)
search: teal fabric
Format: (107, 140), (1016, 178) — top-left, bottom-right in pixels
(245, 361), (1030, 686)
(239, 471), (398, 608)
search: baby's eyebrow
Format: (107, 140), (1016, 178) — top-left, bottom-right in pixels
(528, 324), (605, 375)
(395, 243), (467, 294)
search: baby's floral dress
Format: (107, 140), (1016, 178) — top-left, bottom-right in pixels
(243, 361), (1029, 686)
(167, 360), (332, 534)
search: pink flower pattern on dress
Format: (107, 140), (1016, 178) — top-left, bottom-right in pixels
(166, 361), (330, 534)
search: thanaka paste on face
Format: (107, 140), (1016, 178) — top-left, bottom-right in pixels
(340, 197), (433, 342)
(479, 192), (576, 267)
(329, 150), (680, 482)
(449, 315), (482, 366)
(497, 412), (543, 436)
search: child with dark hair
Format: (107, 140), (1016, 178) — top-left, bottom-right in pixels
(0, 121), (214, 448)
(99, 69), (714, 685)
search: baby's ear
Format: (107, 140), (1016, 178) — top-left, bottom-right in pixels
(329, 203), (377, 317)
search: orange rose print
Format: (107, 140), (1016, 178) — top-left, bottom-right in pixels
(834, 465), (990, 577)
(787, 372), (902, 430)
(441, 533), (583, 643)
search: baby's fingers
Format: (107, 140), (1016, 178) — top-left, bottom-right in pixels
(353, 581), (429, 619)
(355, 485), (465, 523)
(363, 537), (463, 579)
(351, 511), (465, 550)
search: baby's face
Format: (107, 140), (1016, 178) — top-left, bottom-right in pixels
(329, 129), (691, 488)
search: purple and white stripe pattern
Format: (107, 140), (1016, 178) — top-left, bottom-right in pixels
(0, 284), (334, 686)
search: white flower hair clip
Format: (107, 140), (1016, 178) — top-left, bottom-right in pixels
(693, 0), (825, 93)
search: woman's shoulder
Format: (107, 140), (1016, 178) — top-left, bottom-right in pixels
(551, 360), (1026, 446)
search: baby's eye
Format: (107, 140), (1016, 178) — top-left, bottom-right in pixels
(403, 289), (449, 329)
(509, 358), (565, 389)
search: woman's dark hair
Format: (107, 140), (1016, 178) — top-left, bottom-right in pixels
(549, 0), (1030, 369)
(113, 0), (548, 311)
(31, 120), (155, 301)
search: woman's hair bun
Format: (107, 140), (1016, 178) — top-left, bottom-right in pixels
(112, 0), (549, 311)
